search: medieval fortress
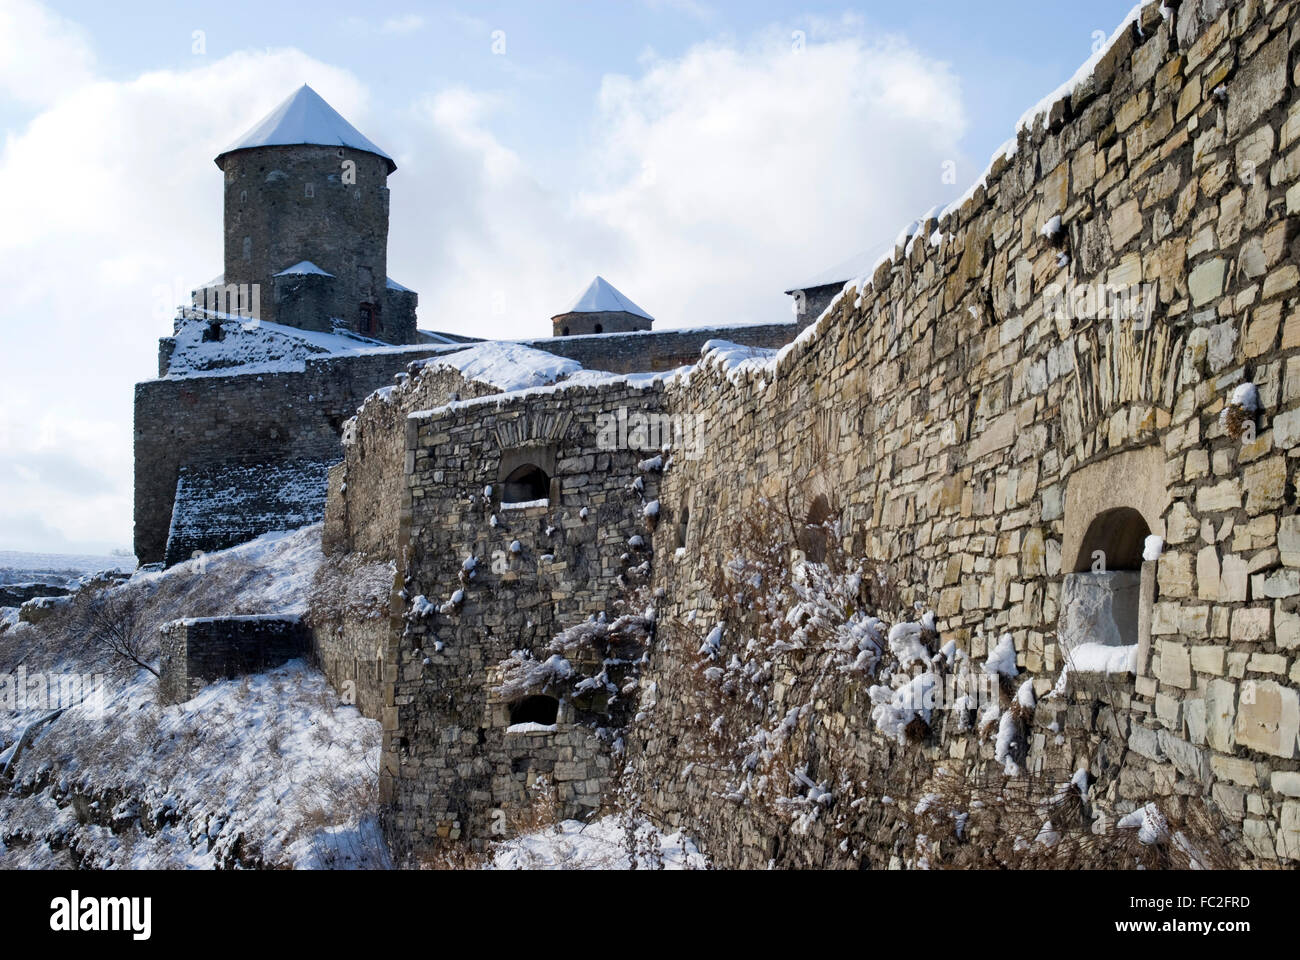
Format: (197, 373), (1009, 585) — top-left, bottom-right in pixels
(137, 0), (1300, 866)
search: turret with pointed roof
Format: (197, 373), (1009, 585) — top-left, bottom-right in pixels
(551, 276), (654, 337)
(205, 85), (417, 343)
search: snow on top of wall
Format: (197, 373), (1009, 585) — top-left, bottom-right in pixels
(692, 339), (780, 385)
(1015, 3), (1145, 135)
(161, 316), (454, 379)
(559, 276), (654, 320)
(408, 365), (679, 422)
(427, 341), (583, 392)
(217, 84), (396, 172)
(386, 276), (413, 292)
(274, 261), (334, 277)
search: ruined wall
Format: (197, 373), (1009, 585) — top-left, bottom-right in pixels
(621, 0), (1300, 865)
(383, 379), (667, 846)
(159, 615), (310, 705)
(313, 360), (501, 719)
(321, 363), (501, 560)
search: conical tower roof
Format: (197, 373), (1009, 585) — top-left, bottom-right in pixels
(215, 84), (396, 173)
(555, 276), (653, 320)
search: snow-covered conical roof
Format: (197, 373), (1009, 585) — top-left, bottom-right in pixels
(556, 276), (653, 320)
(215, 84), (396, 173)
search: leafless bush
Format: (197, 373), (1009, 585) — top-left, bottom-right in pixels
(81, 588), (158, 677)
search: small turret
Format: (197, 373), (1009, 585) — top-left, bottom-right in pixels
(551, 276), (654, 337)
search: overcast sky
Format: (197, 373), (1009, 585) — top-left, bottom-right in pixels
(0, 0), (1135, 555)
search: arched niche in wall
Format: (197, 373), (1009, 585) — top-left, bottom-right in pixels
(675, 499), (690, 551)
(498, 444), (558, 506)
(1059, 446), (1168, 677)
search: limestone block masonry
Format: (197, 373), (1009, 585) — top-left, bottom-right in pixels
(310, 0), (1300, 866)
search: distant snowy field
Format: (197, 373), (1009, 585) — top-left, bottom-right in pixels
(0, 550), (135, 587)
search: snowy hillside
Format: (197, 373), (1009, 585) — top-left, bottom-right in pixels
(0, 526), (386, 869)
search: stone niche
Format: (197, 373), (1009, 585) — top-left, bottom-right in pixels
(1058, 570), (1142, 649)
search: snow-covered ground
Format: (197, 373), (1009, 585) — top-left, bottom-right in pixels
(0, 550), (135, 587)
(488, 816), (706, 870)
(0, 524), (386, 869)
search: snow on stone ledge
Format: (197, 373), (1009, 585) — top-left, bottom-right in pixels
(696, 339), (779, 384)
(1050, 642), (1139, 698)
(500, 498), (549, 511)
(506, 721), (557, 734)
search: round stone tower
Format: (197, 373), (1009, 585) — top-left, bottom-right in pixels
(212, 85), (415, 342)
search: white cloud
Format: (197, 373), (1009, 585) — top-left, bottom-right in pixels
(400, 26), (969, 334)
(0, 5), (969, 554)
(0, 37), (373, 553)
(0, 0), (95, 106)
(380, 14), (426, 35)
(341, 14), (427, 36)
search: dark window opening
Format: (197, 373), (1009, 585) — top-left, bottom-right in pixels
(510, 695), (558, 726)
(594, 323), (604, 333)
(562, 326), (570, 336)
(360, 303), (378, 336)
(1074, 507), (1150, 572)
(676, 504), (690, 550)
(502, 463), (550, 504)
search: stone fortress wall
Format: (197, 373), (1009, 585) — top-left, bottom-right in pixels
(134, 322), (793, 567)
(307, 0), (1300, 864)
(140, 0), (1300, 866)
(630, 0), (1300, 865)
